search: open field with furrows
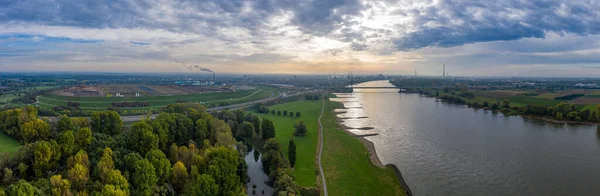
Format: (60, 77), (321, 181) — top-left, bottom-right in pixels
(38, 88), (272, 112)
(250, 100), (322, 187)
(569, 96), (600, 105)
(473, 90), (525, 99)
(55, 84), (227, 97)
(535, 90), (593, 100)
(322, 98), (406, 196)
(0, 131), (20, 155)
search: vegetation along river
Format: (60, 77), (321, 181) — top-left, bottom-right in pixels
(332, 80), (600, 196)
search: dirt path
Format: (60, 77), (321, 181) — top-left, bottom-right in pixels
(317, 96), (328, 196)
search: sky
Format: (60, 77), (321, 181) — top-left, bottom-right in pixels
(2, 0), (600, 77)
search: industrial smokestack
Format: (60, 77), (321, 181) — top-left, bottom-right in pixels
(443, 64), (446, 77)
(212, 72), (215, 81)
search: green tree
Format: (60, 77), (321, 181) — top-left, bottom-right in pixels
(67, 163), (89, 191)
(288, 139), (296, 167)
(17, 163), (28, 179)
(97, 148), (115, 182)
(59, 130), (76, 156)
(556, 112), (564, 120)
(195, 119), (208, 147)
(596, 104), (600, 121)
(5, 180), (36, 196)
(283, 111), (288, 116)
(276, 111), (281, 116)
(20, 119), (50, 143)
(75, 128), (92, 151)
(105, 170), (129, 195)
(100, 184), (127, 196)
(295, 112), (300, 118)
(132, 159), (157, 196)
(205, 147), (243, 195)
(182, 174), (219, 196)
(241, 121), (255, 138)
(34, 141), (59, 177)
(172, 161), (188, 193)
(170, 143), (180, 163)
(57, 115), (73, 133)
(90, 111), (123, 135)
(145, 149), (171, 184)
(67, 150), (89, 169)
(50, 174), (72, 196)
(261, 118), (275, 140)
(293, 121), (308, 136)
(129, 122), (159, 156)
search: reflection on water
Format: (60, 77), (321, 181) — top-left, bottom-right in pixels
(245, 149), (273, 196)
(332, 80), (600, 196)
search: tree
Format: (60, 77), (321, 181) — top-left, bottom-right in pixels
(57, 115), (73, 133)
(295, 112), (300, 118)
(271, 110), (275, 115)
(277, 111), (281, 116)
(75, 128), (92, 151)
(283, 111), (288, 116)
(170, 143), (180, 163)
(3, 168), (14, 184)
(105, 170), (129, 195)
(556, 112), (564, 120)
(293, 121), (308, 136)
(129, 122), (159, 156)
(182, 174), (219, 196)
(100, 184), (127, 196)
(67, 150), (89, 170)
(195, 119), (208, 147)
(91, 111), (123, 135)
(67, 163), (89, 191)
(172, 161), (188, 193)
(5, 180), (36, 196)
(97, 148), (115, 182)
(20, 119), (50, 143)
(205, 147), (243, 195)
(34, 141), (59, 177)
(596, 104), (600, 121)
(261, 118), (275, 140)
(132, 159), (157, 196)
(50, 174), (72, 196)
(59, 130), (76, 156)
(241, 121), (255, 138)
(288, 139), (296, 167)
(145, 149), (171, 184)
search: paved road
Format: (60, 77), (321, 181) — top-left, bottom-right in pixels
(317, 96), (328, 196)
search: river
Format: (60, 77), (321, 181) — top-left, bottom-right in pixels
(332, 80), (600, 196)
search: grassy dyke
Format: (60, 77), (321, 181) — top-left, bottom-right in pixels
(321, 99), (406, 196)
(250, 100), (322, 187)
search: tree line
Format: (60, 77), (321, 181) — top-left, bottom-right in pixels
(435, 93), (600, 123)
(0, 103), (254, 196)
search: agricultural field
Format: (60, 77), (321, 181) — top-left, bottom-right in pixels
(55, 84), (227, 97)
(0, 131), (20, 155)
(250, 100), (322, 187)
(38, 87), (274, 114)
(473, 90), (524, 99)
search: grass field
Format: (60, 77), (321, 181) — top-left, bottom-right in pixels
(322, 99), (406, 196)
(38, 87), (273, 112)
(250, 100), (322, 187)
(0, 131), (20, 155)
(508, 96), (562, 106)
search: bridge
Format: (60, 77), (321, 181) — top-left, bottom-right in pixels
(346, 86), (398, 89)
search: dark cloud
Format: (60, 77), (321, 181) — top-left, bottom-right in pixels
(394, 0), (600, 50)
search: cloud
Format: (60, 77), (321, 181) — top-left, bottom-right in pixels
(393, 0), (600, 50)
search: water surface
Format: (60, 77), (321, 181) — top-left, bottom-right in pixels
(333, 80), (600, 196)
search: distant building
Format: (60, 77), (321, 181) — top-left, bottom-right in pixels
(575, 83), (597, 88)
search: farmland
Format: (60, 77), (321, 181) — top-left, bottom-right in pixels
(38, 87), (274, 114)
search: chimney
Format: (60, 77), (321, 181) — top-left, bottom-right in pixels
(443, 64), (446, 77)
(212, 72), (215, 81)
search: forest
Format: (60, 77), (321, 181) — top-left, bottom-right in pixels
(0, 103), (300, 196)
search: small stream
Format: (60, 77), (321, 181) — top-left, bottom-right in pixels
(245, 148), (274, 196)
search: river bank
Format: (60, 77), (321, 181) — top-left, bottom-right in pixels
(330, 95), (413, 196)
